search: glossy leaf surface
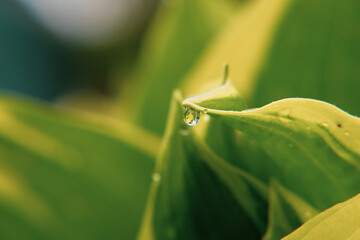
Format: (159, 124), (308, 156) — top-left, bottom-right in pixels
(283, 193), (360, 240)
(138, 91), (268, 240)
(183, 82), (360, 211)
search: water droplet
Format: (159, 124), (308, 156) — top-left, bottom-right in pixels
(344, 131), (350, 136)
(203, 108), (208, 113)
(152, 172), (161, 182)
(184, 107), (200, 126)
(322, 123), (329, 128)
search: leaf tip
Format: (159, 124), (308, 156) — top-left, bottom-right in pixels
(222, 62), (229, 84)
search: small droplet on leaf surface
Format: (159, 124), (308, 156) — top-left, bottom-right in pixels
(322, 123), (329, 128)
(152, 172), (161, 182)
(184, 107), (200, 126)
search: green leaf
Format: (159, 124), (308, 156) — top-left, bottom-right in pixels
(181, 0), (291, 101)
(183, 68), (245, 112)
(233, 133), (275, 184)
(188, 65), (245, 165)
(0, 95), (160, 239)
(181, 0), (360, 117)
(201, 117), (239, 165)
(263, 180), (319, 240)
(283, 193), (360, 240)
(138, 91), (268, 239)
(133, 0), (239, 134)
(183, 82), (360, 210)
(179, 1), (360, 232)
(251, 0), (360, 116)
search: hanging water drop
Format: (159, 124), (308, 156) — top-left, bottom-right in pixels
(183, 107), (200, 126)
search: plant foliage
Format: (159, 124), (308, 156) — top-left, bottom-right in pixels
(0, 0), (359, 239)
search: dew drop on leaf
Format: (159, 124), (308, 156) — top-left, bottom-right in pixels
(184, 107), (200, 126)
(152, 172), (161, 182)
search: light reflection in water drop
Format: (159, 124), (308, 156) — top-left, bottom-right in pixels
(184, 107), (200, 126)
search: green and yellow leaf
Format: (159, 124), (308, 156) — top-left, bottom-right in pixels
(0, 95), (160, 240)
(283, 193), (360, 240)
(183, 81), (360, 210)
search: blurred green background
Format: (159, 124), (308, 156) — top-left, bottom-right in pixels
(0, 0), (359, 239)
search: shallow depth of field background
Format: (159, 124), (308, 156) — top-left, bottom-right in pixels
(1, 0), (359, 128)
(0, 0), (156, 106)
